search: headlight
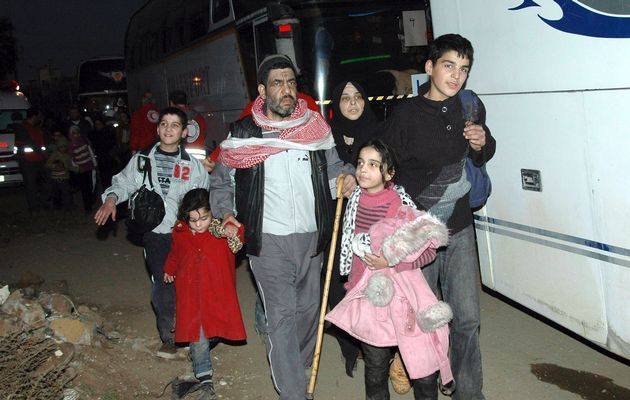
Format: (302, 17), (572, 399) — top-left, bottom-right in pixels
(23, 147), (34, 153)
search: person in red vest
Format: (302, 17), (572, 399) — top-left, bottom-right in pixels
(15, 107), (47, 214)
(129, 90), (159, 152)
(169, 90), (206, 160)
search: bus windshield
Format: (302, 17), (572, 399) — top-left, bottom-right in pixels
(76, 57), (128, 121)
(296, 3), (429, 101)
(77, 57), (127, 95)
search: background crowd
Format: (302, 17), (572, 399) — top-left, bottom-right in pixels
(13, 103), (132, 217)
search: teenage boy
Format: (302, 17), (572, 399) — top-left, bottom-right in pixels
(95, 107), (210, 358)
(383, 34), (496, 400)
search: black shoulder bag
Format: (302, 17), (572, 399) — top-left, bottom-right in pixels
(126, 149), (166, 234)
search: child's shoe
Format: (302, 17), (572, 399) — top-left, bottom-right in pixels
(157, 342), (178, 359)
(389, 352), (411, 394)
(171, 378), (198, 399)
(186, 380), (217, 400)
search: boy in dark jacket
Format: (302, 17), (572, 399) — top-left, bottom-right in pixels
(382, 34), (496, 400)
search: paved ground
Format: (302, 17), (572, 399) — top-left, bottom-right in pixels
(1, 186), (628, 399)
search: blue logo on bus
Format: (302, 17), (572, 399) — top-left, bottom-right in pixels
(510, 1), (630, 38)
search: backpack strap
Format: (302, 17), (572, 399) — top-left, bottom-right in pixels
(179, 144), (191, 161)
(458, 89), (482, 163)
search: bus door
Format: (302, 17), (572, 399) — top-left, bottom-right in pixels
(237, 14), (272, 100)
(267, 4), (303, 78)
(237, 4), (303, 101)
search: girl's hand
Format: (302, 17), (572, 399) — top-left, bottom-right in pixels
(220, 214), (241, 238)
(163, 273), (175, 283)
(223, 223), (238, 238)
(363, 251), (389, 270)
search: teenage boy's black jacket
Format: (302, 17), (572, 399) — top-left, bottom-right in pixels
(382, 82), (496, 234)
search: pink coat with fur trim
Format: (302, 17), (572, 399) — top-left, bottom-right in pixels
(326, 206), (453, 382)
(326, 267), (453, 382)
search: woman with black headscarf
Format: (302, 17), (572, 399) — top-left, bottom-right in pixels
(330, 80), (378, 164)
(326, 80), (381, 377)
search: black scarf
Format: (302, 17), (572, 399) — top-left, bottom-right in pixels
(330, 81), (379, 164)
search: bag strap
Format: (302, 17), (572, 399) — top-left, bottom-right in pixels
(137, 147), (154, 188)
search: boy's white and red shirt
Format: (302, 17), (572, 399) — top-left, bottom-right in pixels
(102, 143), (210, 234)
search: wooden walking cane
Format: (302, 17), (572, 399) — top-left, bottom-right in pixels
(306, 176), (345, 399)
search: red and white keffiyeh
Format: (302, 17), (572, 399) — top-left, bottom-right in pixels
(218, 96), (334, 168)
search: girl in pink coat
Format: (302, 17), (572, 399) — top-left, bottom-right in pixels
(325, 138), (454, 400)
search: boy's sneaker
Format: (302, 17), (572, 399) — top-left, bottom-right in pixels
(171, 378), (198, 399)
(157, 342), (178, 359)
(186, 380), (217, 400)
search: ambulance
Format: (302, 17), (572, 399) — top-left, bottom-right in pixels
(0, 81), (30, 186)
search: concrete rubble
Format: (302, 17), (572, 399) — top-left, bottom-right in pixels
(0, 273), (145, 398)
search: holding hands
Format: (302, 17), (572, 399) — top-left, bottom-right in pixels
(221, 213), (242, 238)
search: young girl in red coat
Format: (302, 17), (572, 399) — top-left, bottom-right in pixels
(163, 188), (245, 399)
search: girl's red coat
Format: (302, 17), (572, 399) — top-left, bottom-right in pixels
(164, 221), (246, 343)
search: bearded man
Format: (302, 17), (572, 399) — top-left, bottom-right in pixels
(209, 54), (356, 400)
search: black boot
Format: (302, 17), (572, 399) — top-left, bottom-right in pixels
(412, 371), (439, 400)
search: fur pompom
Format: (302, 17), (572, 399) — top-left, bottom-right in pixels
(364, 272), (394, 307)
(352, 232), (371, 258)
(417, 301), (453, 332)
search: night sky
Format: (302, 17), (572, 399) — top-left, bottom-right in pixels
(0, 0), (147, 82)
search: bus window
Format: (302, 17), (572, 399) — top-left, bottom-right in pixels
(237, 21), (259, 99)
(255, 22), (277, 74)
(188, 1), (209, 40)
(211, 0), (234, 28)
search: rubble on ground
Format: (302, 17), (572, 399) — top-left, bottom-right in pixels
(0, 273), (152, 399)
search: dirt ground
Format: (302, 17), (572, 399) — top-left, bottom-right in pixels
(1, 186), (629, 400)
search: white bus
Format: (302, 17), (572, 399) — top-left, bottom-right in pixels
(431, 0), (630, 359)
(76, 56), (128, 122)
(124, 0), (431, 148)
